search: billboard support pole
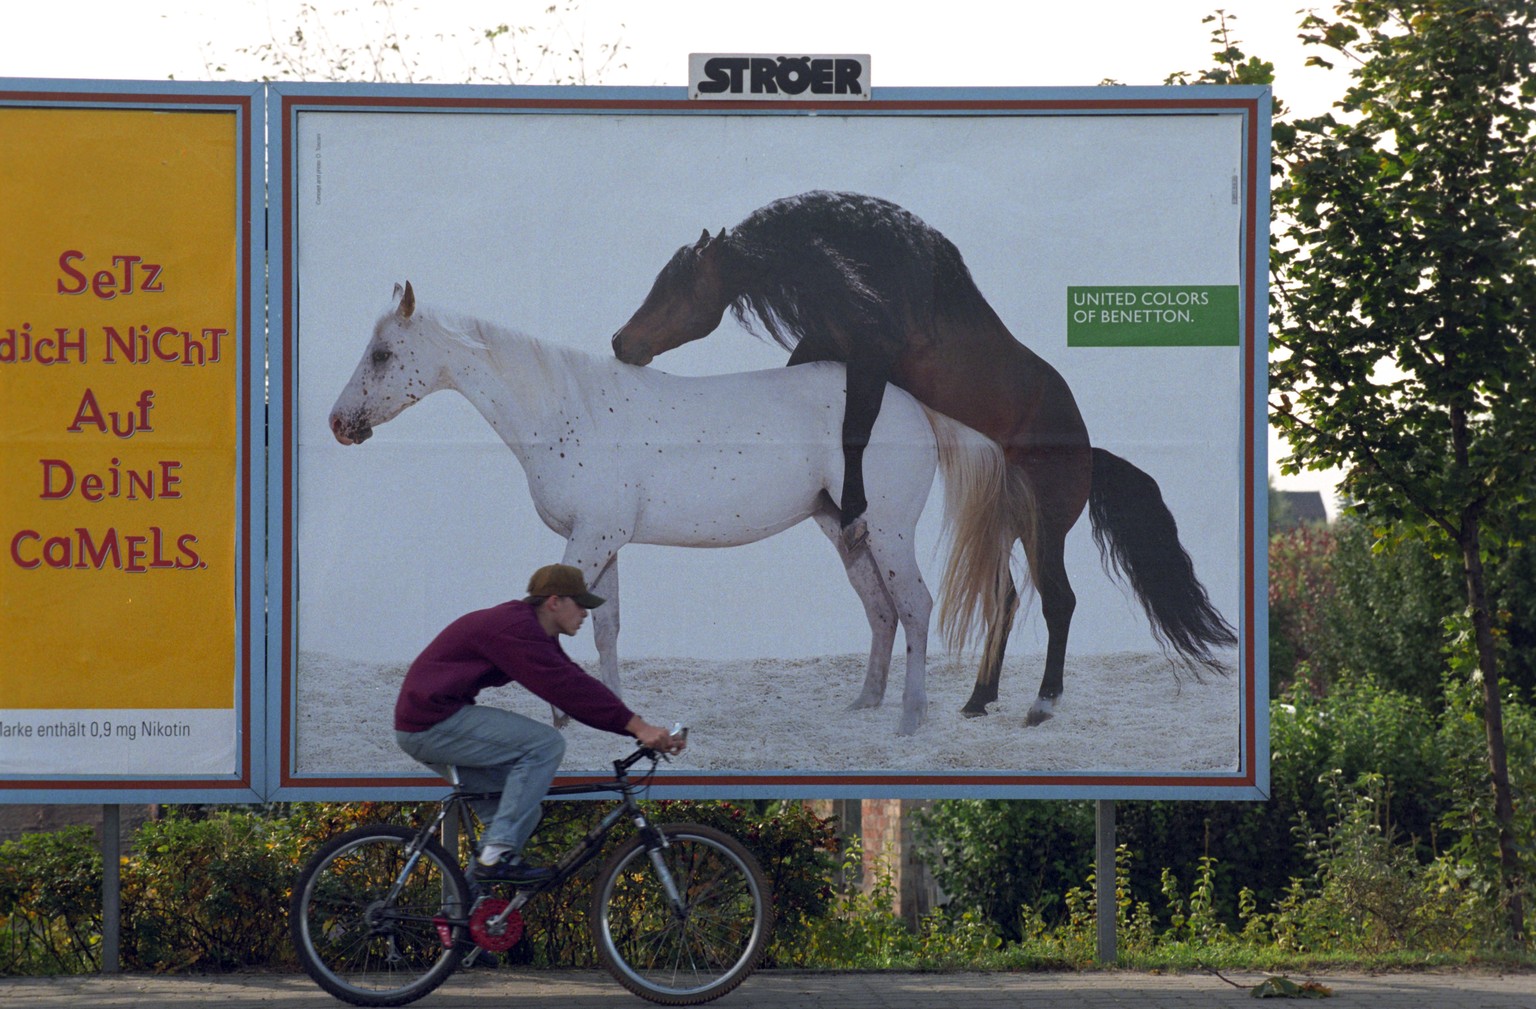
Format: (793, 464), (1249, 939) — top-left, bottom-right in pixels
(1095, 799), (1116, 964)
(101, 804), (121, 974)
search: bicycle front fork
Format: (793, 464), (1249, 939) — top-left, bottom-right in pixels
(636, 822), (687, 920)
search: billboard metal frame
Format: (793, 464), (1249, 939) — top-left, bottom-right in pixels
(0, 79), (266, 803)
(265, 82), (1270, 802)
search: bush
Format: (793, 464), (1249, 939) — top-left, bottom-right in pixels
(1270, 677), (1442, 862)
(793, 835), (1001, 968)
(0, 826), (101, 974)
(916, 799), (1094, 942)
(1307, 516), (1536, 705)
(1318, 521), (1462, 704)
(1282, 772), (1471, 952)
(1430, 673), (1536, 942)
(121, 811), (292, 971)
(919, 675), (1524, 947)
(1268, 514), (1536, 707)
(0, 797), (838, 976)
(1268, 524), (1337, 694)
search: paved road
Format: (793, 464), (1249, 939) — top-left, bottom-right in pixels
(3, 969), (1532, 1008)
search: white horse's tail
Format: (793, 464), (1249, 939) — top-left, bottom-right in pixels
(923, 408), (1038, 654)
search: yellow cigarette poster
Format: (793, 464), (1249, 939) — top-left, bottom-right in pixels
(0, 106), (239, 776)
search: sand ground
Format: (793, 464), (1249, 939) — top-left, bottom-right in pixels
(294, 649), (1241, 778)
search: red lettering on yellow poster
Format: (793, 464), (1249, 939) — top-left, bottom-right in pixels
(0, 108), (237, 775)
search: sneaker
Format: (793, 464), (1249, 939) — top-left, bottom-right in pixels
(469, 851), (556, 885)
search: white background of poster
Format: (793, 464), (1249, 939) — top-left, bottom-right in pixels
(291, 107), (1247, 778)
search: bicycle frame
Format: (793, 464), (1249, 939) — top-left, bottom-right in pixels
(397, 746), (682, 936)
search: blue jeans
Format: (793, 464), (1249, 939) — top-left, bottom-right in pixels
(396, 704), (565, 853)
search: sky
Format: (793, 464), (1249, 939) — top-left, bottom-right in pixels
(1, 0), (1349, 510)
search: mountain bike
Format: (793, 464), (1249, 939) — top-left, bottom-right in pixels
(290, 728), (772, 1006)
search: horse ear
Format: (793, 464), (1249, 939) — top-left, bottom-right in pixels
(399, 281), (416, 319)
(695, 227), (727, 260)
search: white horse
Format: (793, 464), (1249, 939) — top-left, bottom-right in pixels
(329, 282), (1011, 734)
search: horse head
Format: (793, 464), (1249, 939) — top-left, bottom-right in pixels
(329, 281), (438, 445)
(612, 227), (734, 365)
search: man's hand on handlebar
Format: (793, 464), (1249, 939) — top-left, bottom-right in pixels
(625, 715), (687, 755)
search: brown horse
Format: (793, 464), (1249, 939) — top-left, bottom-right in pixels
(612, 191), (1235, 726)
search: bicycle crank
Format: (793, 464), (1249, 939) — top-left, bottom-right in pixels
(468, 898), (524, 952)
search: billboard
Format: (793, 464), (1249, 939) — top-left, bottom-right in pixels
(0, 83), (264, 801)
(270, 84), (1268, 799)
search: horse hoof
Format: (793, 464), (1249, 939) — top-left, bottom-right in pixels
(1024, 705), (1054, 727)
(960, 706), (989, 718)
(841, 517), (869, 554)
(897, 713), (923, 736)
(845, 696), (882, 712)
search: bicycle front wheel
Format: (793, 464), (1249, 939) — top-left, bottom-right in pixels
(291, 824), (470, 1007)
(592, 821), (772, 1005)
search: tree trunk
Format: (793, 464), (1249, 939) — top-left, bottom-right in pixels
(1460, 515), (1526, 942)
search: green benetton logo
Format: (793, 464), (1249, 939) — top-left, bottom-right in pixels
(1067, 285), (1240, 347)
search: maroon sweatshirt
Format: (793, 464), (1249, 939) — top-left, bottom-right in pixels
(394, 599), (635, 734)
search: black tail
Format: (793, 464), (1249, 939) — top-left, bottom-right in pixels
(1089, 448), (1237, 668)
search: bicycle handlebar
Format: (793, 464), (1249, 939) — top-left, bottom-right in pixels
(618, 723), (688, 771)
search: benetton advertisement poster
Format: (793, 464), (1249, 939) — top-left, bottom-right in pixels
(275, 85), (1268, 799)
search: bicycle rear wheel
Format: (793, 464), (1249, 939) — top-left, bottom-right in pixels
(291, 824), (470, 1007)
(591, 822), (772, 1005)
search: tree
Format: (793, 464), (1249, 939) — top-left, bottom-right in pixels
(206, 1), (626, 84)
(1269, 0), (1535, 942)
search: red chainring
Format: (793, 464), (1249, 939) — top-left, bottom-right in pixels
(468, 898), (524, 952)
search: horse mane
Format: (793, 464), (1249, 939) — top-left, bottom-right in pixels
(723, 191), (995, 356)
(417, 304), (630, 423)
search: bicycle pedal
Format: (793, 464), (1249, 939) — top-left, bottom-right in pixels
(462, 948), (501, 969)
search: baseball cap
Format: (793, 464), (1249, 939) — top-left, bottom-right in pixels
(526, 564), (605, 608)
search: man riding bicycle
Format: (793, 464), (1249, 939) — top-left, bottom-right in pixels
(394, 563), (684, 884)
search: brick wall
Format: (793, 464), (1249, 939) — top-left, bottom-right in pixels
(860, 799), (940, 926)
(809, 798), (940, 927)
